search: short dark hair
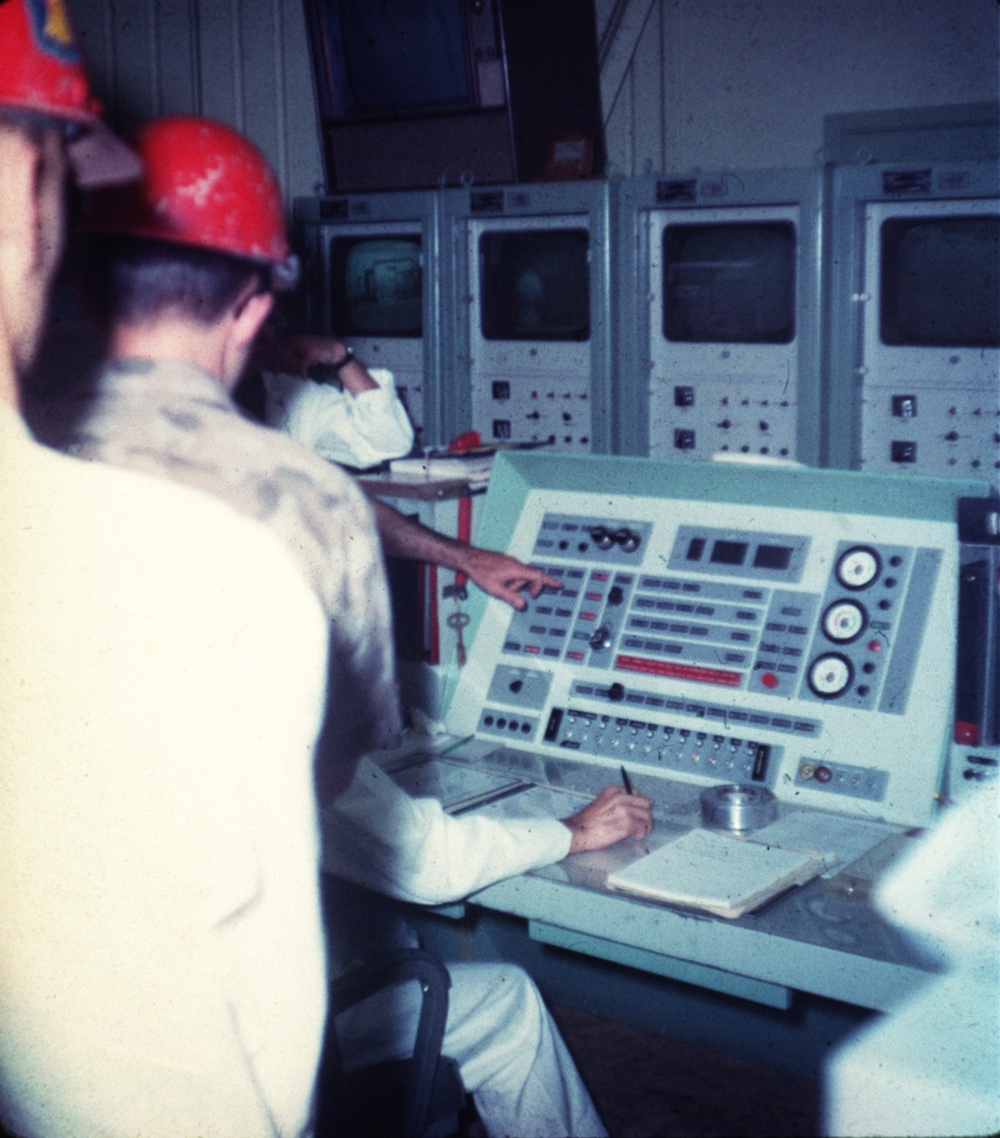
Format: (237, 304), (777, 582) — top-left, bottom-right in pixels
(82, 233), (264, 330)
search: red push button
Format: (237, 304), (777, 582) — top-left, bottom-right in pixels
(955, 721), (981, 745)
(761, 672), (779, 689)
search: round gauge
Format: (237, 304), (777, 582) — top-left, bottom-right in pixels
(836, 546), (881, 590)
(808, 654), (853, 698)
(823, 600), (867, 643)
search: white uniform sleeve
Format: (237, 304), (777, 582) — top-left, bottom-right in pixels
(263, 369), (414, 468)
(320, 757), (572, 905)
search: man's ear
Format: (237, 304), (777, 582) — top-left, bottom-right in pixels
(231, 288), (274, 352)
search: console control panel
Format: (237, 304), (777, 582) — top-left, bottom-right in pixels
(447, 459), (969, 828)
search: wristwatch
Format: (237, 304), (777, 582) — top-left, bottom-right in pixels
(329, 346), (355, 371)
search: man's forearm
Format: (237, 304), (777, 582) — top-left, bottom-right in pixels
(369, 496), (471, 571)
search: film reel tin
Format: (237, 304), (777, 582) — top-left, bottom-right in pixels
(700, 783), (778, 832)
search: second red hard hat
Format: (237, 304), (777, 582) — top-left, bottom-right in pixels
(87, 115), (299, 289)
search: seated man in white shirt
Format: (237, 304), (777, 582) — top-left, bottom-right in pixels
(322, 756), (653, 1138)
(259, 332), (415, 469)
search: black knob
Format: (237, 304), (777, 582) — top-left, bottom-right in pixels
(608, 682), (625, 702)
(590, 526), (615, 550)
(589, 625), (613, 651)
(615, 528), (641, 553)
(607, 585), (624, 605)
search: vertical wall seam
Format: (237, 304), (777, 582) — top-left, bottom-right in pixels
(150, 0), (161, 117)
(104, 0), (118, 122)
(190, 0), (202, 115)
(274, 0), (289, 200)
(231, 0), (245, 133)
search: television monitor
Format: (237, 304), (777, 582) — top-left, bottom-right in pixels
(663, 222), (796, 345)
(879, 214), (999, 349)
(304, 0), (605, 191)
(329, 236), (423, 338)
(314, 0), (472, 118)
(441, 182), (611, 453)
(479, 229), (590, 342)
(826, 163), (1000, 483)
(614, 172), (824, 464)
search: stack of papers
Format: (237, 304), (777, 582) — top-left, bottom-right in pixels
(389, 453), (494, 486)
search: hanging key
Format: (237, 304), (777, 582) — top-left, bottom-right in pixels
(447, 610), (471, 666)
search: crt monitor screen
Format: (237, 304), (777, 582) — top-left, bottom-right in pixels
(329, 236), (423, 338)
(479, 229), (591, 342)
(315, 0), (470, 117)
(663, 222), (796, 344)
(879, 214), (1000, 349)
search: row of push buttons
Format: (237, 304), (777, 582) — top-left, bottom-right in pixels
(544, 707), (774, 780)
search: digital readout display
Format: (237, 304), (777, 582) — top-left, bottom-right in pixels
(753, 544), (793, 570)
(710, 540), (748, 565)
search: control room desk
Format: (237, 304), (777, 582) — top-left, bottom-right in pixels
(360, 741), (941, 1017)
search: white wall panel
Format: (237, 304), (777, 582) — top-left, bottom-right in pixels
(70, 0), (996, 195)
(71, 0), (323, 203)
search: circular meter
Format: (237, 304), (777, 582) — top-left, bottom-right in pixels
(823, 600), (867, 643)
(836, 546), (880, 590)
(808, 654), (853, 698)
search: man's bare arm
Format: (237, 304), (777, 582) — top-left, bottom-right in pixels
(369, 496), (560, 610)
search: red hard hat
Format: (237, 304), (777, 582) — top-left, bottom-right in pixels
(86, 115), (299, 290)
(0, 0), (140, 186)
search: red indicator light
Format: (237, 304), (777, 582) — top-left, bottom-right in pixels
(567, 651), (584, 661)
(867, 640), (882, 652)
(761, 672), (779, 689)
(814, 765), (833, 783)
(579, 611), (597, 621)
(585, 592), (603, 602)
(955, 721), (981, 745)
(592, 572), (609, 582)
(524, 645), (541, 654)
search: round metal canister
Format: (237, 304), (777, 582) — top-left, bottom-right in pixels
(700, 783), (778, 832)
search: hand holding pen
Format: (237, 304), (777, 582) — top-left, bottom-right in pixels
(562, 769), (652, 854)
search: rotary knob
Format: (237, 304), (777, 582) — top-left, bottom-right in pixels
(614, 528), (641, 553)
(589, 625), (613, 651)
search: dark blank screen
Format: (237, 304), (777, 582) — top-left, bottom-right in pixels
(880, 214), (1000, 348)
(663, 221), (796, 344)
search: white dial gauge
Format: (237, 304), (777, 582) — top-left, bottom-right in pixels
(809, 653), (853, 698)
(836, 546), (880, 589)
(823, 600), (867, 642)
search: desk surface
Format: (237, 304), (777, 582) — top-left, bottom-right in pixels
(376, 740), (941, 1013)
(359, 472), (479, 501)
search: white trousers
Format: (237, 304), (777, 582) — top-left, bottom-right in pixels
(337, 961), (607, 1138)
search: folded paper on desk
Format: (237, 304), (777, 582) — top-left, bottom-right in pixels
(606, 827), (826, 919)
(389, 454), (494, 486)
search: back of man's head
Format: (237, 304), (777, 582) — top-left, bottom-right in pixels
(82, 234), (264, 331)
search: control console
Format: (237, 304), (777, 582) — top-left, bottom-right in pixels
(447, 454), (991, 827)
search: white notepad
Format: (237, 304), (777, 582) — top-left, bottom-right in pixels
(606, 827), (825, 919)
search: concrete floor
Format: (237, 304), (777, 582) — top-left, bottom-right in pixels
(459, 1002), (822, 1138)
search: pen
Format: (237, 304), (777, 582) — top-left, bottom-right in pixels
(620, 765), (634, 795)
